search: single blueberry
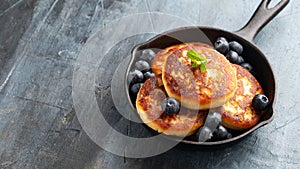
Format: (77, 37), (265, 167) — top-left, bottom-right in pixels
(226, 133), (233, 139)
(144, 71), (155, 81)
(214, 37), (229, 54)
(135, 60), (150, 72)
(236, 56), (244, 64)
(226, 50), (239, 63)
(196, 126), (212, 142)
(229, 41), (243, 54)
(252, 94), (269, 111)
(161, 98), (180, 115)
(204, 112), (222, 131)
(213, 125), (231, 140)
(130, 83), (143, 96)
(128, 69), (144, 84)
(240, 63), (253, 73)
(140, 49), (155, 63)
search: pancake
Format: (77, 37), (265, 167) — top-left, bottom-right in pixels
(136, 76), (208, 136)
(213, 64), (264, 130)
(151, 42), (213, 75)
(162, 44), (237, 110)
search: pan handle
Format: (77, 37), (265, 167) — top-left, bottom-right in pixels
(236, 0), (289, 42)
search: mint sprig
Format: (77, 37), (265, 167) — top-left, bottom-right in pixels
(187, 50), (208, 73)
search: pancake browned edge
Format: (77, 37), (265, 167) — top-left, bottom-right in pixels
(162, 44), (237, 110)
(151, 42), (213, 75)
(213, 64), (264, 130)
(136, 76), (208, 137)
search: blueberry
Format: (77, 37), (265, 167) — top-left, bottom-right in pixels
(229, 41), (243, 54)
(236, 56), (244, 64)
(128, 70), (144, 84)
(226, 50), (239, 63)
(196, 126), (212, 142)
(140, 49), (155, 63)
(213, 125), (232, 140)
(204, 112), (222, 131)
(144, 71), (155, 81)
(214, 37), (229, 54)
(135, 60), (150, 72)
(252, 94), (269, 110)
(161, 98), (180, 115)
(130, 83), (143, 96)
(227, 133), (232, 139)
(240, 63), (253, 73)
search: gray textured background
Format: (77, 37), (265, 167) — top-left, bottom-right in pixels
(0, 0), (299, 168)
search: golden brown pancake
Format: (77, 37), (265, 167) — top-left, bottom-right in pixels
(151, 42), (213, 75)
(161, 44), (237, 110)
(136, 76), (208, 136)
(213, 64), (264, 130)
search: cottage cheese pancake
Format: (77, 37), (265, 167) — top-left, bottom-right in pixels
(214, 64), (264, 130)
(162, 44), (237, 110)
(151, 42), (213, 75)
(136, 76), (208, 136)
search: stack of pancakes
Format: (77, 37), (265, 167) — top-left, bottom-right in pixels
(136, 42), (264, 137)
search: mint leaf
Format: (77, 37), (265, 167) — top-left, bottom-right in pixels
(187, 50), (201, 61)
(200, 60), (207, 73)
(187, 50), (208, 72)
(192, 62), (199, 68)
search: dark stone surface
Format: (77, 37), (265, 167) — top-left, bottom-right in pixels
(0, 0), (299, 168)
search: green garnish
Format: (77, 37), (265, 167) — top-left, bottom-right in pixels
(187, 50), (208, 73)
